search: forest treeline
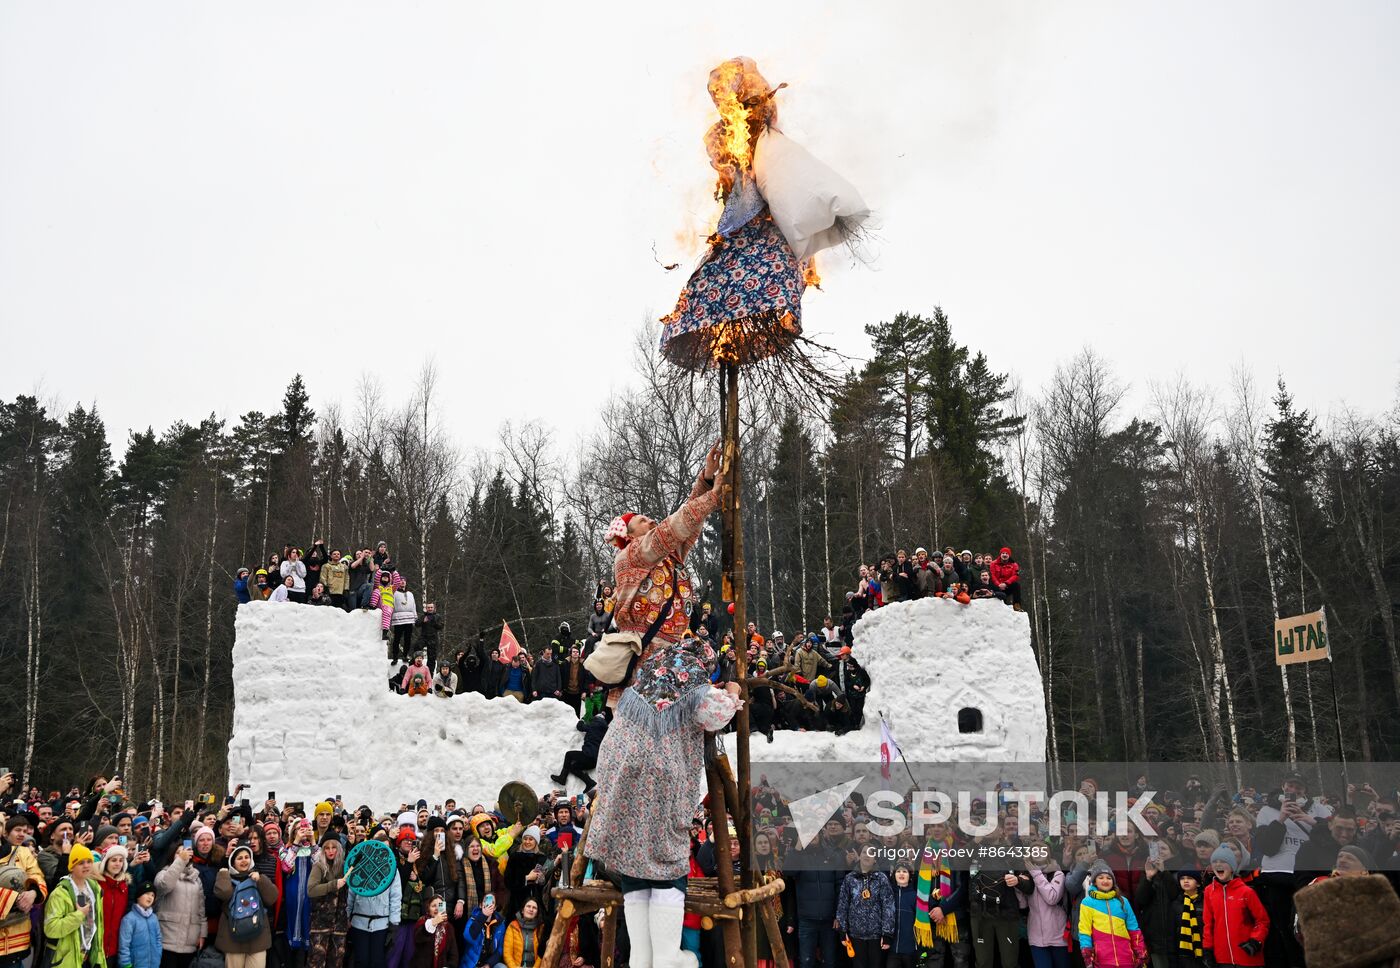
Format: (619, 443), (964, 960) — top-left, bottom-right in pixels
(2, 309), (1397, 795)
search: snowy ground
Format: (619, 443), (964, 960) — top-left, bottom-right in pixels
(227, 596), (1045, 809)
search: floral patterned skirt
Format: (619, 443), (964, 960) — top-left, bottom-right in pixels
(660, 213), (805, 369)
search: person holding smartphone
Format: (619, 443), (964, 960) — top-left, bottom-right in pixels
(43, 842), (106, 968)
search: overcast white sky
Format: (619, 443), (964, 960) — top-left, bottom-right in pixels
(2, 1), (1397, 457)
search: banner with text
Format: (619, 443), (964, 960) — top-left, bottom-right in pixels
(1275, 608), (1329, 666)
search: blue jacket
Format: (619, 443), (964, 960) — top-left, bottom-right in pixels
(347, 874), (402, 932)
(891, 882), (918, 954)
(836, 870), (895, 942)
(118, 907), (163, 968)
(233, 577), (251, 604)
(280, 849), (315, 949)
(459, 907), (505, 968)
(792, 843), (846, 921)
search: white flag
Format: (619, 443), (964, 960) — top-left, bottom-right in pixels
(880, 718), (902, 781)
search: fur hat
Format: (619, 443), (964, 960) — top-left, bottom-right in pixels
(1294, 875), (1400, 968)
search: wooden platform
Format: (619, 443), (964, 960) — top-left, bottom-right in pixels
(551, 874), (784, 921)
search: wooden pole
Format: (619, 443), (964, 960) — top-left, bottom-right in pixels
(705, 751), (746, 968)
(720, 361), (756, 967)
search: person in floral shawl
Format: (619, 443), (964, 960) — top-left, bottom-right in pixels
(585, 635), (742, 968)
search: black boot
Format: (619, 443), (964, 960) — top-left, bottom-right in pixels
(550, 773), (567, 787)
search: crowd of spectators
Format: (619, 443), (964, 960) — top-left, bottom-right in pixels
(229, 538), (1028, 744)
(4, 768), (1399, 968)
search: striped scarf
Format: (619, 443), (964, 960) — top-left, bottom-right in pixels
(914, 838), (959, 946)
(1178, 892), (1202, 957)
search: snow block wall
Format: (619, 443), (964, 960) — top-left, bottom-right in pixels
(227, 602), (583, 808)
(729, 596), (1047, 765)
(229, 595), (1046, 810)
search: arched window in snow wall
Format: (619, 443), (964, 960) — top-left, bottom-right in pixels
(957, 707), (983, 734)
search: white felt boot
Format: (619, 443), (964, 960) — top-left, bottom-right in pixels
(648, 888), (696, 968)
(623, 891), (653, 968)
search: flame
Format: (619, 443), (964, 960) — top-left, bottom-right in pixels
(704, 58), (780, 197)
(802, 259), (822, 289)
(709, 60), (755, 193)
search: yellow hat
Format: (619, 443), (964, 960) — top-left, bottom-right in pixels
(815, 675), (828, 688)
(68, 842), (94, 871)
(315, 801), (334, 817)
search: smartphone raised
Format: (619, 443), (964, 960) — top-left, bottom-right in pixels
(182, 839), (193, 850)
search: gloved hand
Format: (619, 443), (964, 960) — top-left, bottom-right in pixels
(1240, 938), (1262, 957)
(385, 929), (397, 951)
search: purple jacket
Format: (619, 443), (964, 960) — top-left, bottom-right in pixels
(1026, 867), (1070, 948)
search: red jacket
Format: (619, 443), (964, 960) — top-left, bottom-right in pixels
(988, 557), (1019, 588)
(1202, 877), (1269, 967)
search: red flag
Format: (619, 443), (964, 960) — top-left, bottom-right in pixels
(499, 621), (521, 662)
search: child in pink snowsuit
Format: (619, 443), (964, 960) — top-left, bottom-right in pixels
(369, 570), (404, 639)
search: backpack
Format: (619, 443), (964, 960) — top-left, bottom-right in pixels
(0, 858), (30, 927)
(226, 876), (266, 942)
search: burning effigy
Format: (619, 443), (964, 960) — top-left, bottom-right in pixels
(660, 57), (871, 370)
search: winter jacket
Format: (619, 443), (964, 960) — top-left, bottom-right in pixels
(278, 845), (316, 950)
(44, 876), (108, 968)
(836, 870), (895, 941)
(213, 869), (279, 954)
(461, 907), (505, 968)
(118, 906), (163, 968)
(323, 560), (351, 595)
(1133, 869), (1182, 953)
(280, 559), (307, 593)
(576, 715), (609, 758)
(531, 659), (561, 699)
(1027, 867), (1069, 948)
(305, 545), (327, 591)
(890, 881), (918, 954)
(432, 671), (458, 698)
(154, 855), (206, 953)
(988, 557), (1019, 589)
(792, 843), (846, 921)
(1201, 877), (1268, 967)
(1102, 843), (1147, 903)
(98, 873), (130, 958)
(417, 613), (442, 652)
(393, 591), (418, 627)
(1, 842), (47, 957)
(502, 917), (542, 968)
(347, 871), (402, 932)
(402, 663), (433, 695)
(967, 868), (1031, 919)
(1077, 888), (1146, 967)
(234, 576), (251, 604)
(794, 647), (830, 682)
(913, 562), (940, 598)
